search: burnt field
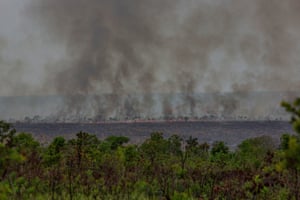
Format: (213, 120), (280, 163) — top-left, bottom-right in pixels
(13, 121), (293, 148)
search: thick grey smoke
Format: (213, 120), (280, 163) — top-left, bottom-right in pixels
(27, 0), (300, 94)
(1, 0), (300, 121)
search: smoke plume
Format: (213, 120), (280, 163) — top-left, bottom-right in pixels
(1, 0), (300, 121)
(26, 0), (300, 95)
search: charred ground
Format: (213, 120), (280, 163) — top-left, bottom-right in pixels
(14, 120), (293, 149)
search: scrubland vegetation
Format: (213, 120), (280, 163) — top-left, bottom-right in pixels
(1, 98), (300, 199)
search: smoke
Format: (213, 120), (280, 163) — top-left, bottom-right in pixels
(1, 0), (300, 120)
(26, 0), (300, 95)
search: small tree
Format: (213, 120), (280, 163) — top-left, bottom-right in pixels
(0, 121), (17, 147)
(278, 98), (300, 199)
(236, 136), (275, 170)
(105, 136), (129, 150)
(0, 121), (24, 180)
(44, 137), (66, 200)
(211, 141), (229, 156)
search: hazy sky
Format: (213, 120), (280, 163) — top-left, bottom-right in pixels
(0, 0), (65, 96)
(1, 0), (300, 96)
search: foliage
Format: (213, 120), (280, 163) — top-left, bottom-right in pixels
(211, 141), (229, 156)
(279, 98), (300, 199)
(236, 136), (275, 170)
(1, 98), (300, 200)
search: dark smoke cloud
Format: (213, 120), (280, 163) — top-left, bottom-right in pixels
(2, 0), (299, 121)
(28, 0), (176, 95)
(27, 0), (300, 95)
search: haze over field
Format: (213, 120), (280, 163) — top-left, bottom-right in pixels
(0, 0), (300, 121)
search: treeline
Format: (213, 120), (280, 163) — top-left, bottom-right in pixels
(1, 99), (300, 199)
